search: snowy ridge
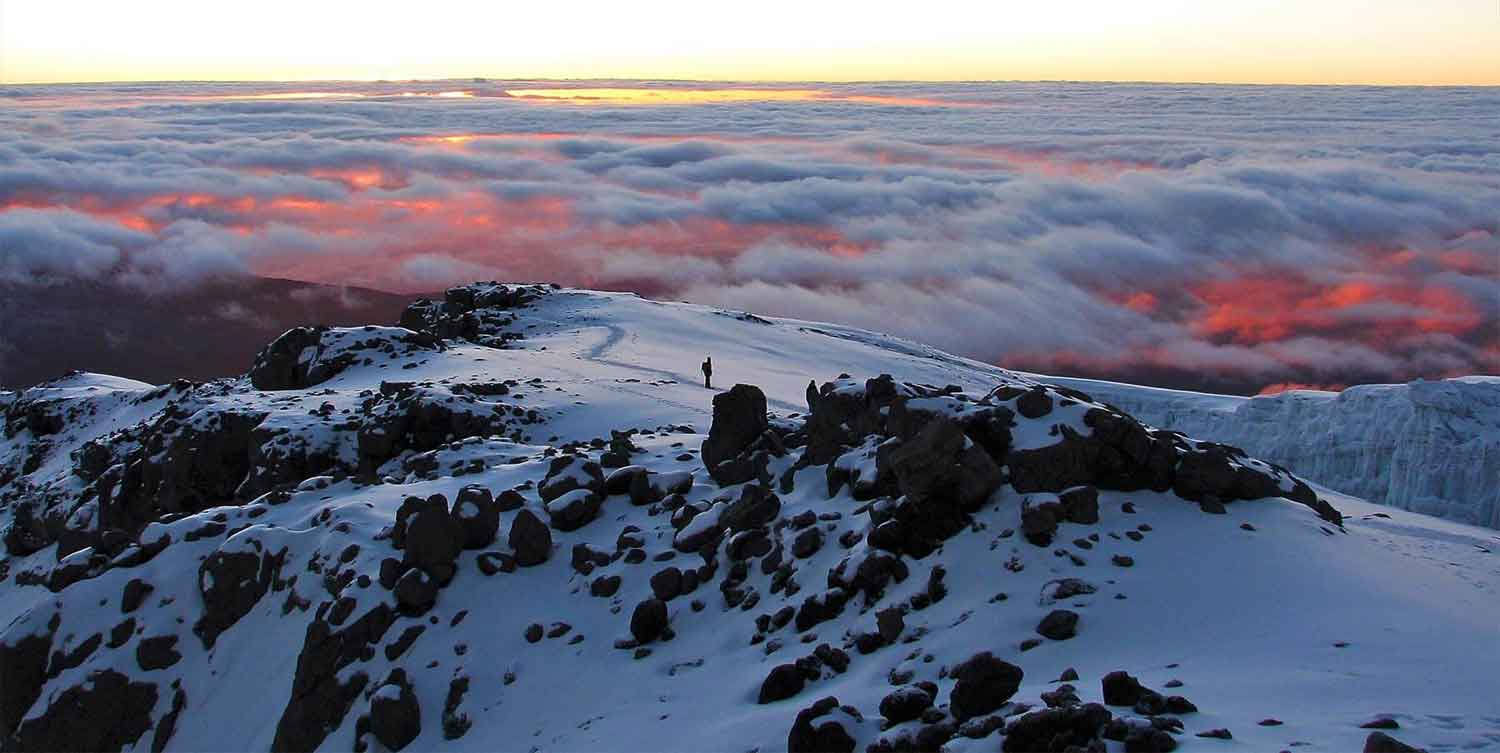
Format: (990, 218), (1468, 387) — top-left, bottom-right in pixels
(1040, 376), (1500, 530)
(0, 285), (1495, 753)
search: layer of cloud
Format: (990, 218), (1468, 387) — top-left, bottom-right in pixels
(1, 80), (1496, 393)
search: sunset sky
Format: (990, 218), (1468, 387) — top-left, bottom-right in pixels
(1, 0), (1497, 85)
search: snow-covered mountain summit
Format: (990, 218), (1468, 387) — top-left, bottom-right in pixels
(1, 284), (1495, 753)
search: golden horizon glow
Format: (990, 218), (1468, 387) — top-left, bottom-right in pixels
(1, 1), (1497, 86)
(501, 88), (959, 106)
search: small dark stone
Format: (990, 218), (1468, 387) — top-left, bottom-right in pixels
(590, 575), (622, 597)
(630, 599), (669, 643)
(1196, 728), (1232, 739)
(121, 579), (154, 614)
(524, 623), (543, 643)
(1361, 717), (1401, 730)
(1164, 695), (1197, 714)
(759, 663), (806, 704)
(1036, 609), (1079, 640)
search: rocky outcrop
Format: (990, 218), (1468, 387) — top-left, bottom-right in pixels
(250, 326), (442, 391)
(8, 669), (158, 752)
(397, 283), (549, 344)
(271, 603), (395, 752)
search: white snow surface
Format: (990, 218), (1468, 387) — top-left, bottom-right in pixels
(0, 288), (1496, 753)
(1039, 375), (1500, 530)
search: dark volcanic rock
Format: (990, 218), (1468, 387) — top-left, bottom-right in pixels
(509, 509), (552, 566)
(402, 495), (464, 572)
(271, 603), (393, 753)
(135, 634), (181, 671)
(1059, 485), (1100, 524)
(880, 685), (935, 723)
(1021, 500), (1062, 547)
(0, 621), (54, 738)
(9, 669), (157, 753)
(885, 417), (1001, 511)
(450, 485), (500, 549)
(720, 484), (781, 532)
(538, 456), (605, 503)
(1364, 731), (1424, 752)
(630, 598), (669, 644)
(1002, 703), (1112, 753)
(787, 697), (857, 753)
(949, 652), (1024, 721)
(1036, 609), (1080, 640)
(393, 569), (439, 613)
(759, 663), (806, 704)
(650, 567), (684, 601)
(369, 673), (422, 752)
(1102, 671), (1150, 706)
(702, 384), (769, 484)
(1016, 387), (1053, 419)
(194, 547), (282, 649)
(547, 490), (603, 532)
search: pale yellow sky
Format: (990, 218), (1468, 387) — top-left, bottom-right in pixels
(1, 0), (1496, 85)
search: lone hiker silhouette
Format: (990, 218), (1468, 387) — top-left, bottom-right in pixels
(702, 356), (713, 389)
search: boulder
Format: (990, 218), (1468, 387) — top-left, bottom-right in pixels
(949, 652), (1024, 721)
(546, 489), (603, 532)
(1015, 387), (1054, 419)
(630, 598), (669, 643)
(880, 685), (935, 723)
(1001, 704), (1112, 753)
(650, 567), (684, 601)
(702, 385), (769, 483)
(1036, 609), (1079, 640)
(538, 455), (605, 503)
(1364, 731), (1424, 753)
(720, 484), (781, 532)
(885, 417), (1001, 510)
(787, 697), (858, 753)
(759, 663), (807, 704)
(1101, 671), (1149, 706)
(450, 485), (500, 549)
(369, 675), (422, 751)
(1059, 486), (1100, 524)
(402, 496), (463, 573)
(1021, 500), (1061, 547)
(509, 509), (552, 566)
(393, 569), (439, 613)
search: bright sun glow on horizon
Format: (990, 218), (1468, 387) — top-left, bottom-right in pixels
(1, 0), (1496, 86)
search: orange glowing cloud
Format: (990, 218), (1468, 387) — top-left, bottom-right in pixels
(1256, 382), (1346, 396)
(1191, 272), (1484, 345)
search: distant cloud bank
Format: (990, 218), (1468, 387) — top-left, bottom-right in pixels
(2, 81), (1495, 393)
